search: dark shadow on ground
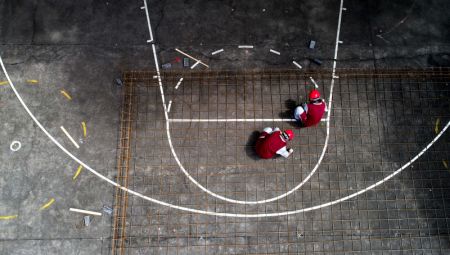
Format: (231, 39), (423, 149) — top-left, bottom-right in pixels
(245, 131), (261, 160)
(280, 99), (301, 128)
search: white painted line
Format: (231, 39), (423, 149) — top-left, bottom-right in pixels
(342, 7), (347, 10)
(333, 75), (339, 79)
(167, 100), (172, 113)
(309, 76), (319, 88)
(338, 40), (343, 44)
(211, 49), (224, 55)
(10, 141), (21, 152)
(60, 126), (80, 149)
(3, 32), (450, 217)
(321, 118), (328, 122)
(69, 208), (102, 216)
(142, 0), (154, 43)
(170, 118), (297, 122)
(238, 45), (254, 49)
(190, 60), (200, 69)
(269, 49), (281, 55)
(140, 6), (145, 9)
(175, 48), (209, 68)
(292, 61), (302, 69)
(175, 77), (183, 90)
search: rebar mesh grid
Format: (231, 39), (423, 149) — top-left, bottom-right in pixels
(113, 68), (450, 254)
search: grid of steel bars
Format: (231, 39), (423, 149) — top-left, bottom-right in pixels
(112, 68), (450, 254)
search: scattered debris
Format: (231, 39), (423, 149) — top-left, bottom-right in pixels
(311, 58), (322, 66)
(26, 79), (38, 84)
(183, 58), (189, 67)
(309, 40), (316, 49)
(10, 140), (21, 152)
(190, 60), (200, 69)
(40, 198), (55, 210)
(175, 78), (184, 90)
(292, 61), (302, 69)
(102, 205), (113, 216)
(269, 49), (281, 55)
(211, 49), (224, 55)
(115, 78), (123, 87)
(238, 45), (254, 49)
(60, 90), (72, 100)
(0, 80), (9, 86)
(0, 215), (18, 220)
(69, 208), (102, 216)
(61, 126), (80, 149)
(172, 57), (182, 63)
(72, 165), (83, 180)
(167, 100), (172, 112)
(162, 63), (172, 69)
(84, 215), (91, 226)
(81, 122), (87, 138)
(435, 118), (441, 134)
(309, 77), (319, 88)
(443, 160), (448, 169)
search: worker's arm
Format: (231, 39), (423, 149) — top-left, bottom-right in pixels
(276, 146), (294, 158)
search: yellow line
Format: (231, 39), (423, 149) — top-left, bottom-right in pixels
(435, 118), (441, 134)
(81, 122), (87, 137)
(39, 198), (55, 210)
(0, 80), (9, 86)
(72, 165), (83, 180)
(26, 79), (38, 84)
(443, 160), (448, 169)
(60, 90), (72, 100)
(0, 215), (18, 220)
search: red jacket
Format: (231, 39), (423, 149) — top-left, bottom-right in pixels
(255, 131), (287, 159)
(300, 101), (326, 127)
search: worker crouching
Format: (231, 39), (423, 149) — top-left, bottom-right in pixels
(255, 127), (294, 159)
(294, 89), (326, 127)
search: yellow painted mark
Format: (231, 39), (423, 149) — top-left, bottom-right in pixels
(435, 118), (441, 134)
(27, 79), (39, 84)
(0, 81), (9, 86)
(81, 122), (87, 137)
(72, 165), (83, 180)
(39, 198), (55, 210)
(0, 215), (18, 220)
(443, 160), (448, 169)
(60, 90), (72, 100)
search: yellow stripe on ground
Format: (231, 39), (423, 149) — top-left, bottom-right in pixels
(72, 165), (83, 180)
(435, 118), (441, 134)
(0, 215), (18, 220)
(443, 160), (448, 169)
(39, 198), (55, 210)
(81, 122), (87, 137)
(0, 81), (9, 86)
(60, 90), (72, 100)
(27, 79), (39, 84)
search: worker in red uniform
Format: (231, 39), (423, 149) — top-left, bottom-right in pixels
(255, 127), (294, 159)
(294, 89), (327, 127)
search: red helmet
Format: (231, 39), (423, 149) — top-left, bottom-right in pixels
(282, 130), (294, 141)
(309, 90), (321, 101)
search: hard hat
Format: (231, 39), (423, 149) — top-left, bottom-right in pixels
(309, 89), (321, 101)
(282, 130), (294, 141)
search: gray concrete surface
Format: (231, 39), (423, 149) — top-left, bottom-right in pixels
(0, 0), (449, 254)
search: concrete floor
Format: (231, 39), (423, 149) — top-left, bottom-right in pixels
(0, 0), (449, 254)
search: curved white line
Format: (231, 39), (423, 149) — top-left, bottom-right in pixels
(158, 1), (344, 205)
(2, 53), (449, 217)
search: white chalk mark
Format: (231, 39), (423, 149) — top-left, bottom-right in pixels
(142, 0), (154, 43)
(60, 126), (80, 149)
(170, 118), (297, 122)
(69, 208), (102, 216)
(211, 49), (224, 55)
(167, 100), (172, 113)
(10, 141), (21, 152)
(175, 77), (184, 90)
(342, 7), (347, 10)
(238, 45), (254, 49)
(309, 77), (319, 88)
(269, 49), (281, 55)
(175, 48), (209, 68)
(190, 60), (200, 69)
(293, 61), (303, 69)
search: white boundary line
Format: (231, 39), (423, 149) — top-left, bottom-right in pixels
(3, 0), (449, 217)
(60, 126), (80, 149)
(142, 0), (154, 43)
(169, 118), (297, 122)
(2, 53), (449, 217)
